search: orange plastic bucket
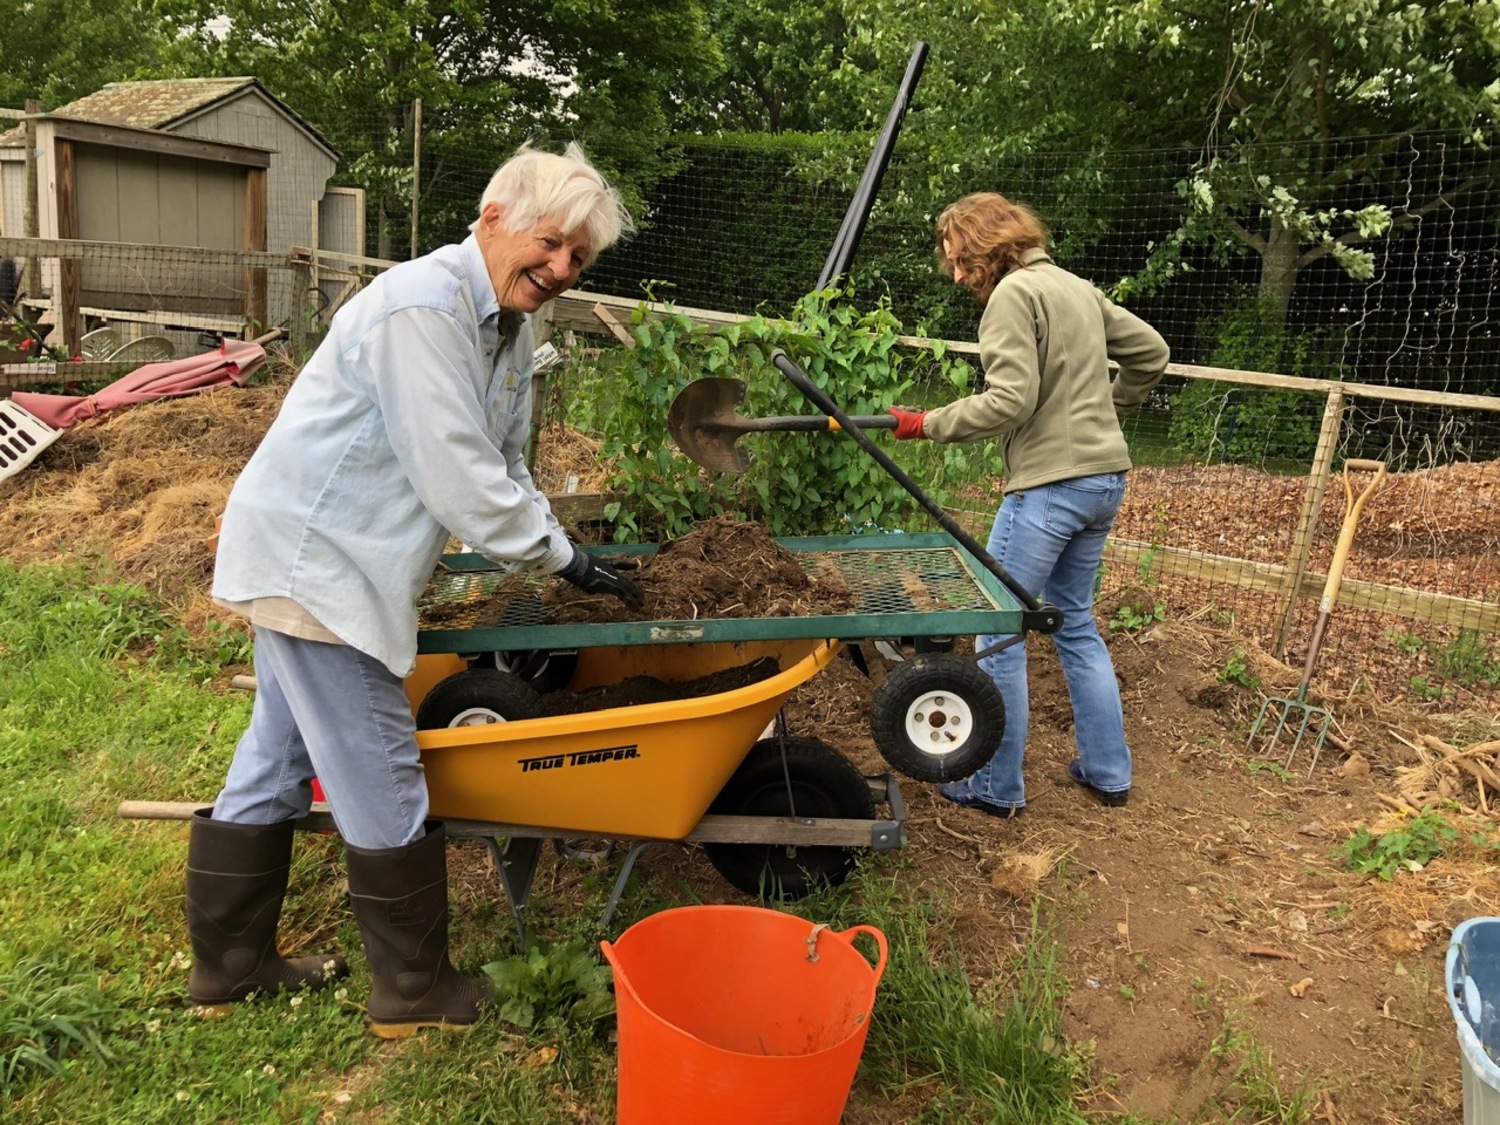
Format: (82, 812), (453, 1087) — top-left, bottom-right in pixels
(600, 905), (887, 1124)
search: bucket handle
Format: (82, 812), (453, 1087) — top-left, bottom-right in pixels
(812, 924), (888, 985)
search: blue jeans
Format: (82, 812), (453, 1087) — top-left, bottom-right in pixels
(213, 628), (429, 850)
(966, 472), (1131, 809)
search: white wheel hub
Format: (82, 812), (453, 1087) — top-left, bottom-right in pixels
(448, 707), (507, 727)
(903, 690), (974, 758)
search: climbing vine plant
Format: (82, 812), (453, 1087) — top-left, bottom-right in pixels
(569, 289), (989, 543)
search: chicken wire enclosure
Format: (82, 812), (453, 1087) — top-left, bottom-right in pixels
(415, 533), (1028, 654)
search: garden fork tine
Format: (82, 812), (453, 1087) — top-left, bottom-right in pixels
(1248, 459), (1388, 775)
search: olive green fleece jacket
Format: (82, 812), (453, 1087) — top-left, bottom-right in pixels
(921, 248), (1169, 493)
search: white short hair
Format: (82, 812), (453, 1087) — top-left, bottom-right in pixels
(470, 141), (634, 265)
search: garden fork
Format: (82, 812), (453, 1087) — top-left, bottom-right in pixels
(1247, 458), (1388, 774)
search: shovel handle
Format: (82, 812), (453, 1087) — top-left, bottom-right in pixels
(734, 414), (898, 433)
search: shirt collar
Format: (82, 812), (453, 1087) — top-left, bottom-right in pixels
(460, 234), (528, 338)
(460, 234), (502, 324)
(1020, 246), (1052, 267)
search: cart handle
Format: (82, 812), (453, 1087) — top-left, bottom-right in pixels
(771, 348), (1055, 629)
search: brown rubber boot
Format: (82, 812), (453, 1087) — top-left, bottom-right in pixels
(344, 821), (494, 1038)
(185, 810), (348, 1012)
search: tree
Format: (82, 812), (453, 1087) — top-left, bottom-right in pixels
(672, 0), (855, 133)
(177, 0), (719, 256)
(0, 0), (179, 107)
(825, 0), (1500, 320)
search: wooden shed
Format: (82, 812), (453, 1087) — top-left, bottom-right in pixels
(0, 78), (361, 347)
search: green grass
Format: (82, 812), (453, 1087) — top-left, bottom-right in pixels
(0, 557), (1318, 1121)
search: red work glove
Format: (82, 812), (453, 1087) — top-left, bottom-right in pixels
(888, 407), (929, 440)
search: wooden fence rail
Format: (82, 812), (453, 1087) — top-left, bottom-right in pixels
(6, 237), (1497, 653)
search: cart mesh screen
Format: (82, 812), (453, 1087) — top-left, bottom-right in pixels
(418, 545), (994, 631)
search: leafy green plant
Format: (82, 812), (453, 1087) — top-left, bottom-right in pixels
(580, 287), (983, 542)
(1246, 759), (1293, 782)
(1, 960), (116, 1093)
(1218, 647), (1259, 689)
(1191, 976), (1215, 1011)
(1434, 629), (1500, 687)
(1111, 600), (1166, 633)
(1336, 810), (1461, 880)
(483, 939), (615, 1031)
(1386, 628), (1425, 656)
(1407, 675), (1448, 700)
(1168, 291), (1337, 465)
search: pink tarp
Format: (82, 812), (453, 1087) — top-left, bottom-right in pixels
(11, 338), (267, 429)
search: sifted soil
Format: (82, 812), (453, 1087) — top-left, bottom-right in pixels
(539, 513), (857, 624)
(4, 378), (1499, 1122)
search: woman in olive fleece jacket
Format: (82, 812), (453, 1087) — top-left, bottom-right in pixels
(889, 191), (1169, 816)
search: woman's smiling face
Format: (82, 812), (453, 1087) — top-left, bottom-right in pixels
(475, 202), (591, 314)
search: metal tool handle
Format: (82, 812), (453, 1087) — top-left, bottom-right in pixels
(816, 43), (928, 291)
(771, 348), (1050, 620)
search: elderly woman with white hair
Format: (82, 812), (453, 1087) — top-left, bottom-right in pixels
(191, 142), (637, 1037)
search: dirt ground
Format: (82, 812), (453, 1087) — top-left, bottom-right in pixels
(4, 377), (1499, 1122)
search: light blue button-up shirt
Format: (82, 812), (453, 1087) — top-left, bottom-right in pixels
(212, 235), (575, 677)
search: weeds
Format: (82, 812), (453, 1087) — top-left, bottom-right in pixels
(1218, 648), (1259, 689)
(1112, 600), (1167, 633)
(1, 960), (116, 1093)
(484, 938), (615, 1031)
(1336, 810), (1462, 880)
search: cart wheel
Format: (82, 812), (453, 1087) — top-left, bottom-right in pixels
(487, 648), (578, 693)
(703, 738), (876, 900)
(870, 654), (1003, 782)
(415, 668), (542, 729)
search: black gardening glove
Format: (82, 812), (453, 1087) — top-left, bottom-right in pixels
(560, 546), (645, 610)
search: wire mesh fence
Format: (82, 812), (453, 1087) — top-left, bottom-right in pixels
(3, 92), (1499, 700)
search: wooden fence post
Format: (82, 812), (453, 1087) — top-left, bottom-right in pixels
(409, 98), (422, 260)
(21, 99), (40, 300)
(1272, 390), (1346, 659)
(52, 138), (82, 356)
(243, 168), (268, 334)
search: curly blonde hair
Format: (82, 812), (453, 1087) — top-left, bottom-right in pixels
(936, 192), (1048, 303)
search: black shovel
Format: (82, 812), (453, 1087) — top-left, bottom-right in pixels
(667, 376), (897, 473)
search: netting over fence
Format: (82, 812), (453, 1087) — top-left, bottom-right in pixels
(4, 94), (1500, 702)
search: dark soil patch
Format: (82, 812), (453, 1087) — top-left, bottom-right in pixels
(536, 657), (779, 716)
(541, 514), (856, 623)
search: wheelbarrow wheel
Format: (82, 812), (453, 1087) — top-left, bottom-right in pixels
(415, 668), (542, 730)
(870, 654), (1003, 782)
(482, 648), (578, 694)
(703, 738), (875, 900)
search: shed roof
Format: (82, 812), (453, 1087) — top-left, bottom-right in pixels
(0, 78), (338, 160)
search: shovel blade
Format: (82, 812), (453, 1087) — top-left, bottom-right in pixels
(667, 377), (756, 473)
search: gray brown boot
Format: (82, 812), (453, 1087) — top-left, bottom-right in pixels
(185, 810), (348, 1012)
(345, 821), (494, 1038)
